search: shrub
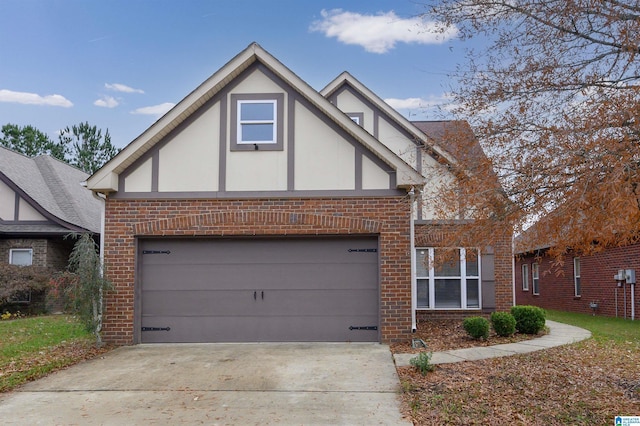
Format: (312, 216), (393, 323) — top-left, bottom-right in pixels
(491, 311), (517, 337)
(410, 352), (435, 375)
(511, 305), (546, 334)
(463, 316), (490, 340)
(0, 264), (51, 314)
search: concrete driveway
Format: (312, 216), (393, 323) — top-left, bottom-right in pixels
(0, 343), (410, 425)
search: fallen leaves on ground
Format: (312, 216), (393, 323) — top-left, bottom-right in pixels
(391, 319), (540, 354)
(397, 321), (640, 425)
(0, 341), (112, 392)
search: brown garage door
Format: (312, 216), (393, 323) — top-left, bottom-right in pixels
(139, 237), (379, 343)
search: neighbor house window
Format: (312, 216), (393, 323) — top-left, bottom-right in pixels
(574, 257), (581, 297)
(416, 247), (480, 309)
(9, 249), (33, 303)
(9, 248), (32, 266)
(532, 263), (540, 295)
(230, 93), (284, 151)
(522, 263), (529, 291)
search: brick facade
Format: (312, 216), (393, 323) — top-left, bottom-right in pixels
(102, 196), (413, 345)
(515, 244), (640, 319)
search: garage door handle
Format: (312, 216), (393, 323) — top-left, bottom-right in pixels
(254, 291), (257, 300)
(261, 291), (264, 300)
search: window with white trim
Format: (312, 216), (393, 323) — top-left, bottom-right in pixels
(347, 112), (363, 126)
(522, 263), (529, 291)
(238, 100), (276, 143)
(416, 248), (481, 309)
(573, 257), (581, 297)
(9, 248), (33, 266)
(532, 263), (540, 295)
(230, 93), (284, 151)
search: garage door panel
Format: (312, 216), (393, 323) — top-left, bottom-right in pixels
(144, 264), (377, 291)
(142, 290), (254, 315)
(139, 237), (379, 343)
(141, 314), (379, 343)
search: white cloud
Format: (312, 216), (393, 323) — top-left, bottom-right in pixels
(385, 93), (456, 110)
(0, 89), (73, 107)
(310, 9), (457, 54)
(94, 95), (119, 108)
(131, 102), (175, 116)
(105, 83), (144, 94)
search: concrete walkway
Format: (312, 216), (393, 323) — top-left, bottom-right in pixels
(394, 320), (591, 367)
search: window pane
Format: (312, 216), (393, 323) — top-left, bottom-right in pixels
(434, 278), (461, 308)
(417, 278), (429, 308)
(466, 279), (479, 308)
(574, 258), (580, 276)
(466, 249), (479, 276)
(416, 249), (429, 277)
(10, 249), (32, 266)
(241, 123), (274, 142)
(240, 102), (274, 120)
(575, 277), (581, 296)
(434, 249), (460, 276)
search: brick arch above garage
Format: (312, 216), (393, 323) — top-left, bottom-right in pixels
(133, 209), (383, 236)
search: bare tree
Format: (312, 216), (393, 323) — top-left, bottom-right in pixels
(423, 0), (640, 255)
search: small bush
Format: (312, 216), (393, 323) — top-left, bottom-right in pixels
(491, 311), (517, 337)
(410, 351), (435, 375)
(511, 305), (546, 334)
(463, 316), (490, 340)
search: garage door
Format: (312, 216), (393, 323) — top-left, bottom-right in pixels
(139, 237), (379, 343)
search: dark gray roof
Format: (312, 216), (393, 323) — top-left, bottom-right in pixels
(0, 147), (101, 233)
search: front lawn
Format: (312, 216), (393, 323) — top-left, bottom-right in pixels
(398, 311), (640, 425)
(0, 315), (110, 392)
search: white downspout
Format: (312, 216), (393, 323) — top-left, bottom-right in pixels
(409, 188), (417, 332)
(92, 191), (107, 267)
(632, 283), (635, 321)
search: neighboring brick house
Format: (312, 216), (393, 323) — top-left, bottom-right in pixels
(87, 43), (513, 345)
(0, 147), (102, 305)
(516, 242), (640, 320)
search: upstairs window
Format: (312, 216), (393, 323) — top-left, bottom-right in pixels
(230, 93), (284, 151)
(238, 100), (276, 143)
(347, 113), (363, 127)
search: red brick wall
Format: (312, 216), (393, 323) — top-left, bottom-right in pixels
(101, 196), (413, 345)
(515, 244), (640, 318)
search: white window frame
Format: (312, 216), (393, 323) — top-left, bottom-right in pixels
(237, 99), (277, 144)
(532, 263), (540, 295)
(9, 248), (33, 266)
(573, 257), (581, 297)
(522, 263), (529, 291)
(415, 247), (481, 310)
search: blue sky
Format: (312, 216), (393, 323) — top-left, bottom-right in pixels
(0, 0), (473, 149)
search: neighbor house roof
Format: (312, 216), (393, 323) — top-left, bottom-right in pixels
(0, 147), (101, 234)
(88, 42), (425, 193)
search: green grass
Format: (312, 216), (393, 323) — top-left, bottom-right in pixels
(546, 309), (640, 343)
(0, 315), (95, 391)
